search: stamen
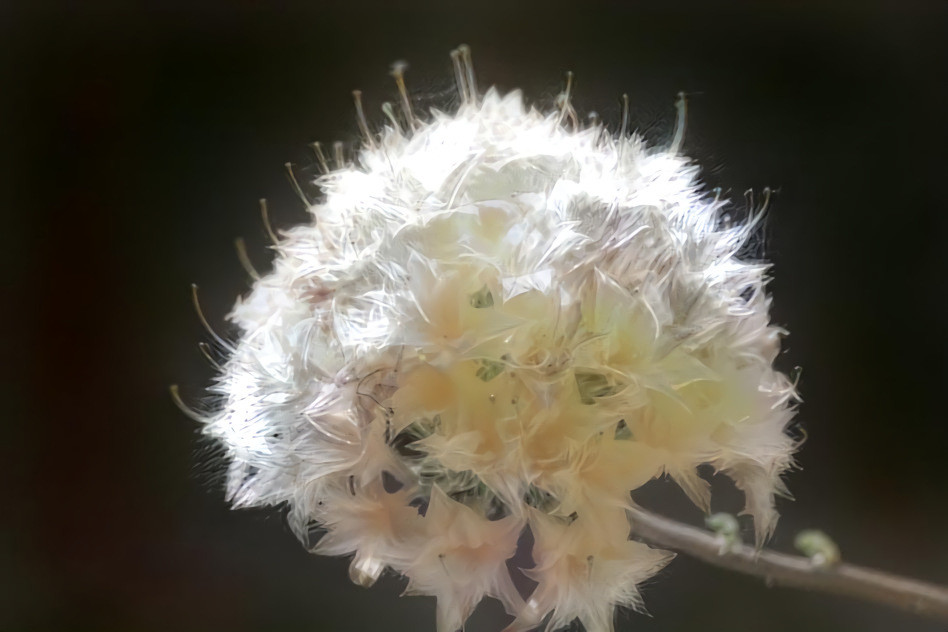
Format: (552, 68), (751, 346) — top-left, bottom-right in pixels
(169, 384), (207, 422)
(742, 187), (771, 234)
(197, 341), (224, 371)
(588, 111), (603, 144)
(556, 71), (577, 130)
(234, 237), (261, 280)
(618, 93), (631, 160)
(352, 90), (376, 149)
(458, 44), (477, 105)
(333, 141), (345, 169)
(670, 91), (687, 155)
(357, 368), (388, 412)
(309, 141), (329, 174)
(190, 283), (233, 351)
(381, 102), (402, 134)
(284, 162), (311, 206)
(759, 186), (773, 215)
(450, 48), (470, 104)
(390, 61), (416, 131)
(259, 198), (279, 245)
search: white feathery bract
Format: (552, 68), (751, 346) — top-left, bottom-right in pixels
(198, 47), (798, 632)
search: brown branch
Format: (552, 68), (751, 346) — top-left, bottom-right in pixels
(626, 506), (948, 623)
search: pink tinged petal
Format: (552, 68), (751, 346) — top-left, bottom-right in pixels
(517, 511), (674, 632)
(403, 488), (525, 631)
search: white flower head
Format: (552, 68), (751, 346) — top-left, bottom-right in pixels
(194, 46), (798, 632)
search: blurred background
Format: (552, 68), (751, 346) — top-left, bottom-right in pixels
(5, 1), (948, 630)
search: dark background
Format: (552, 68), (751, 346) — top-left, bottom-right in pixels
(6, 1), (948, 631)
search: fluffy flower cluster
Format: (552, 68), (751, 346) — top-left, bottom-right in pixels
(200, 50), (797, 632)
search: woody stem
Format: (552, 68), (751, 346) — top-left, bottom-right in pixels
(626, 505), (948, 623)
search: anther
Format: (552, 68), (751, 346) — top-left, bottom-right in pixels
(284, 162), (311, 207)
(234, 237), (261, 280)
(670, 91), (687, 155)
(389, 61), (416, 131)
(352, 90), (376, 149)
(309, 141), (329, 174)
